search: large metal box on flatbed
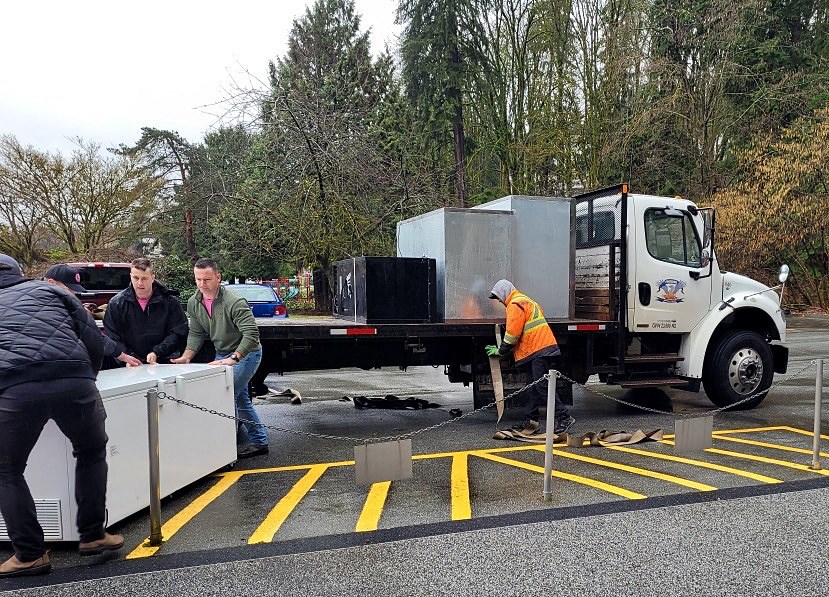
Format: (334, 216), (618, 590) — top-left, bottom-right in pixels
(474, 195), (572, 319)
(396, 208), (513, 322)
(333, 256), (438, 323)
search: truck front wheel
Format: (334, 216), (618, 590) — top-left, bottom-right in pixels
(703, 330), (774, 410)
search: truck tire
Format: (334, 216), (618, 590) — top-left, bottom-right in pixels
(703, 330), (774, 410)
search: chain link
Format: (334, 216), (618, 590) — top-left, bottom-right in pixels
(155, 373), (550, 445)
(557, 358), (818, 418)
(153, 357), (819, 443)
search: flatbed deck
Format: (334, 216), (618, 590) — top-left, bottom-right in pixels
(256, 315), (615, 339)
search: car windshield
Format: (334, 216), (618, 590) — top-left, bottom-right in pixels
(233, 286), (277, 302)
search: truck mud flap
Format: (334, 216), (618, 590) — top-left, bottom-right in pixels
(771, 344), (789, 374)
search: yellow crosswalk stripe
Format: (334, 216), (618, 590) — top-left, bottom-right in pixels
(474, 452), (646, 499)
(126, 471), (244, 559)
(606, 445), (781, 483)
(249, 465), (329, 544)
(355, 481), (391, 532)
(533, 447), (717, 491)
(712, 434), (829, 458)
(660, 440), (829, 475)
(451, 454), (472, 520)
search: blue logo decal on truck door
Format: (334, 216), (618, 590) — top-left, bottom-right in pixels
(656, 278), (686, 303)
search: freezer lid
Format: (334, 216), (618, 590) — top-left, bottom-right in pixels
(95, 364), (223, 399)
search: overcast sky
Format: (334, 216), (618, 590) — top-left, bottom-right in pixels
(1, 0), (400, 154)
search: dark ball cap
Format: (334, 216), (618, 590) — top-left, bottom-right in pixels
(0, 254), (22, 275)
(45, 264), (88, 293)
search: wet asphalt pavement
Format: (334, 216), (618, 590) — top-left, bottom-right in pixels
(2, 313), (829, 594)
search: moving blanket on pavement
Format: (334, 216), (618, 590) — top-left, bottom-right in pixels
(493, 428), (665, 447)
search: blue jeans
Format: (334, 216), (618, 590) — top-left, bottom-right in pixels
(218, 349), (268, 448)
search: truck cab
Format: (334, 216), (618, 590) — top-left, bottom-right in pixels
(576, 185), (788, 409)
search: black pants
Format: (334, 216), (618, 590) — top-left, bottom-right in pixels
(523, 355), (571, 423)
(0, 389), (108, 561)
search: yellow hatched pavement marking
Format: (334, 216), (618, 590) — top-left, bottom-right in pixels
(474, 452), (645, 499)
(451, 454), (472, 520)
(355, 481), (391, 532)
(776, 426), (829, 441)
(530, 446), (717, 491)
(126, 472), (244, 559)
(711, 434), (829, 458)
(248, 465), (329, 544)
(606, 445), (781, 484)
(660, 440), (829, 475)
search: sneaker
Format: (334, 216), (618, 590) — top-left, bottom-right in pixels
(238, 444), (269, 459)
(0, 553), (51, 578)
(78, 533), (125, 556)
(554, 415), (576, 435)
(511, 419), (540, 435)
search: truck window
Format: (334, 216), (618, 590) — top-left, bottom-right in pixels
(76, 267), (131, 291)
(644, 209), (701, 266)
(576, 210), (615, 245)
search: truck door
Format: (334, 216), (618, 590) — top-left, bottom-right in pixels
(630, 197), (712, 333)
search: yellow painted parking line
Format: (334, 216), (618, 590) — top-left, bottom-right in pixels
(712, 425), (791, 435)
(451, 454), (472, 520)
(220, 461), (353, 475)
(712, 434), (829, 458)
(606, 445), (781, 484)
(249, 465), (329, 544)
(126, 471), (244, 559)
(355, 481), (391, 532)
(531, 447), (717, 491)
(660, 440), (829, 475)
(474, 452), (646, 499)
(778, 426), (829, 441)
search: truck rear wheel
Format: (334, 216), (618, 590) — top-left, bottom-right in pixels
(703, 330), (773, 410)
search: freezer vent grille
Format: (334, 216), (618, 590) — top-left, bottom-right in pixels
(0, 500), (63, 541)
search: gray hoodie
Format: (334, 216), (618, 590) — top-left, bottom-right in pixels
(489, 279), (516, 303)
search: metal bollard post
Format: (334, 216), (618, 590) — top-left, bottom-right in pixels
(543, 370), (557, 502)
(147, 389), (163, 546)
(809, 359), (823, 471)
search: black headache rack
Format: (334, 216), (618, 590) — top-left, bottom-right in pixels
(573, 183), (629, 376)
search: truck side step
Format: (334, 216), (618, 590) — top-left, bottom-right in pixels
(618, 377), (686, 388)
(611, 353), (684, 363)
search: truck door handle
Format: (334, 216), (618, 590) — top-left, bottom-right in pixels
(638, 282), (651, 306)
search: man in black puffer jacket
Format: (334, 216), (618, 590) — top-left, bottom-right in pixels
(0, 254), (124, 578)
(103, 257), (188, 365)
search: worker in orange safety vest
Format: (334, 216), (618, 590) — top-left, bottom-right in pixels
(485, 279), (575, 435)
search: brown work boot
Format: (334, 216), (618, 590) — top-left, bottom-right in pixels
(0, 553), (52, 578)
(78, 532), (125, 556)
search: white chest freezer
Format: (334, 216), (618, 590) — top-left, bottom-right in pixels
(0, 364), (237, 542)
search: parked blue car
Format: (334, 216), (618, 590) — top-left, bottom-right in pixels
(227, 284), (288, 318)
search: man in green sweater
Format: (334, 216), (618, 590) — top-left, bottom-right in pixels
(171, 258), (269, 459)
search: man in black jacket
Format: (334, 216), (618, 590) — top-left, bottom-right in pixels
(103, 257), (188, 365)
(0, 254), (124, 578)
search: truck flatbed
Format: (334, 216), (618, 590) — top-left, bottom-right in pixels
(256, 315), (615, 339)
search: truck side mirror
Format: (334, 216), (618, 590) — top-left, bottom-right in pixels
(778, 264), (790, 283)
(699, 249), (711, 268)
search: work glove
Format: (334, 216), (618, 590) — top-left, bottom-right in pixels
(485, 344), (500, 357)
